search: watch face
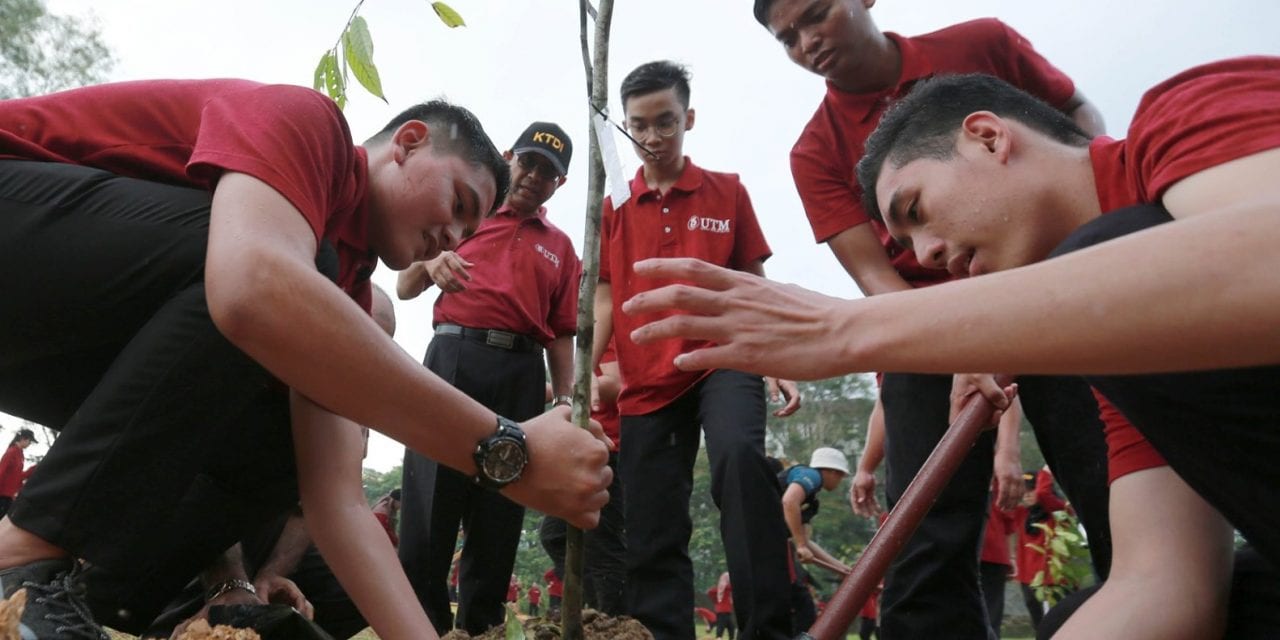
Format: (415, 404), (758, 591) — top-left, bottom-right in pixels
(483, 439), (527, 483)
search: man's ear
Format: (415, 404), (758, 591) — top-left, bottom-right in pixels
(960, 111), (1011, 163)
(392, 120), (431, 164)
(502, 149), (514, 162)
(685, 107), (696, 132)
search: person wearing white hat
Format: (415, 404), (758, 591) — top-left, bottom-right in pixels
(780, 447), (853, 632)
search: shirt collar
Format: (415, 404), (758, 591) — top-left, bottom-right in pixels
(629, 156), (705, 201)
(493, 203), (549, 224)
(822, 32), (934, 123)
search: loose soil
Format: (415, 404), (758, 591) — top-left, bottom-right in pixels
(442, 609), (653, 640)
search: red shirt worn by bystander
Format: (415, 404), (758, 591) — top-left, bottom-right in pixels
(433, 204), (581, 344)
(791, 19), (1077, 288)
(600, 158), (771, 415)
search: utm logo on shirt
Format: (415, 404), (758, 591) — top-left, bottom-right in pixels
(687, 215), (731, 234)
(534, 243), (561, 268)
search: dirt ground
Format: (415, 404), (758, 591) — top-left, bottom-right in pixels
(441, 609), (653, 640)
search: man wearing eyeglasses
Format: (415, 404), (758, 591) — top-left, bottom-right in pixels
(396, 122), (582, 636)
(592, 60), (801, 640)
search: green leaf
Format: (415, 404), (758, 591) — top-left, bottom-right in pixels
(341, 16), (386, 102)
(1050, 538), (1069, 556)
(431, 1), (467, 27)
(505, 604), (526, 640)
(313, 49), (346, 110)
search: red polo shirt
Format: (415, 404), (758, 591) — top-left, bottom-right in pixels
(0, 444), (33, 499)
(791, 19), (1077, 288)
(434, 204), (580, 344)
(980, 499), (1016, 566)
(600, 158), (771, 415)
(0, 79), (375, 310)
(1088, 56), (1280, 482)
(544, 567), (563, 598)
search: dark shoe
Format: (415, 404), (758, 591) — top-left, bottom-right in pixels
(0, 559), (108, 639)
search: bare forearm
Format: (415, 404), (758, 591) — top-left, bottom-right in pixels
(292, 394), (436, 640)
(592, 283), (614, 369)
(826, 225), (914, 297)
(859, 402), (885, 473)
(199, 545), (251, 589)
(208, 175), (493, 475)
(844, 206), (1280, 374)
(257, 513), (310, 580)
(995, 398), (1023, 461)
(547, 336), (575, 398)
(396, 262), (433, 300)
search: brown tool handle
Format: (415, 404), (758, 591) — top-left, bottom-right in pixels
(803, 374), (1015, 640)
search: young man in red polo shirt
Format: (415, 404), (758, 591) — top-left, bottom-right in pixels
(751, 3), (1113, 637)
(0, 428), (36, 517)
(396, 121), (582, 636)
(592, 61), (800, 640)
(0, 83), (612, 639)
(623, 57), (1280, 638)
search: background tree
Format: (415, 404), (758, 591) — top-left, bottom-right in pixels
(0, 0), (114, 99)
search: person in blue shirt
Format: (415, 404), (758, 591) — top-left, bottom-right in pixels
(781, 447), (853, 632)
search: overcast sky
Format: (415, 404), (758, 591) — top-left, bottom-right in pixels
(9, 0), (1278, 470)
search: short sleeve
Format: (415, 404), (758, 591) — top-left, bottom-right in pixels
(791, 129), (870, 242)
(187, 84), (357, 244)
(729, 180), (772, 268)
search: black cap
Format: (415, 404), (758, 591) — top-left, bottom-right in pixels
(17, 428), (36, 443)
(512, 122), (572, 176)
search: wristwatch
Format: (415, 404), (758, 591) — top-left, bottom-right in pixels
(473, 416), (529, 490)
(205, 578), (256, 603)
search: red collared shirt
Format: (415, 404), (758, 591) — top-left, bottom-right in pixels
(600, 158), (771, 415)
(0, 79), (375, 309)
(0, 445), (32, 499)
(791, 19), (1076, 288)
(434, 204), (581, 344)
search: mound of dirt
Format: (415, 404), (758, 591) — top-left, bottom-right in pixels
(174, 619), (263, 640)
(0, 589), (27, 640)
(442, 609), (653, 640)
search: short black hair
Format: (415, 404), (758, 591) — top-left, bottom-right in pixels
(366, 100), (509, 212)
(855, 73), (1089, 222)
(753, 0), (777, 28)
(620, 60), (692, 111)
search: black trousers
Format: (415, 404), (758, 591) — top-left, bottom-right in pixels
(0, 161), (299, 627)
(538, 452), (626, 615)
(880, 373), (994, 640)
(878, 373), (1114, 639)
(1052, 205), (1280, 570)
(979, 561), (1008, 638)
(1015, 375), (1112, 579)
(397, 334), (543, 635)
(620, 369), (792, 640)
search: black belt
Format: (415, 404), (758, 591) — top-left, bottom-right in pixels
(435, 323), (542, 353)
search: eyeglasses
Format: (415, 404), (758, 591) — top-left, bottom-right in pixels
(624, 116), (681, 139)
(517, 153), (563, 182)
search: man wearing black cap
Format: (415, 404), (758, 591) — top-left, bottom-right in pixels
(396, 121), (581, 635)
(0, 428), (36, 517)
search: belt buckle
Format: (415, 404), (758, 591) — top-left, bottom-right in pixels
(486, 331), (516, 350)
